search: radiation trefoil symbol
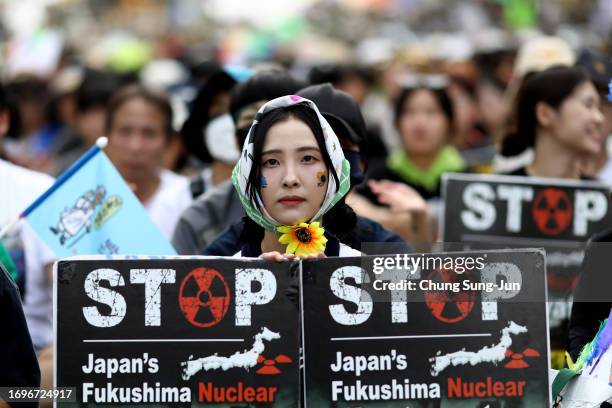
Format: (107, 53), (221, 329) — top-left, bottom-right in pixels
(423, 268), (475, 324)
(178, 267), (230, 328)
(531, 188), (572, 236)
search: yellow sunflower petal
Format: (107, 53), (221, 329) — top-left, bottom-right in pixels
(311, 229), (324, 238)
(278, 233), (292, 245)
(310, 221), (320, 229)
(277, 225), (293, 234)
(286, 240), (299, 254)
(313, 242), (325, 252)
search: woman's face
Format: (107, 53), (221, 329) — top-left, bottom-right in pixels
(259, 117), (328, 226)
(398, 89), (450, 156)
(551, 81), (605, 156)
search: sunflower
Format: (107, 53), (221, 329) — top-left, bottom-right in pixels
(277, 221), (327, 257)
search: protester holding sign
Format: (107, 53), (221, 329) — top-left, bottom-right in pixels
(202, 83), (410, 257)
(232, 95), (359, 259)
(501, 66), (605, 179)
(171, 69), (305, 255)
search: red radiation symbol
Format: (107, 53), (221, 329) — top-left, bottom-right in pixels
(504, 347), (540, 368)
(423, 269), (475, 323)
(179, 267), (230, 328)
(256, 354), (293, 375)
(531, 188), (572, 236)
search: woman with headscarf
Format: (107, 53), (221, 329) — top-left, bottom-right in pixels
(231, 95), (359, 259)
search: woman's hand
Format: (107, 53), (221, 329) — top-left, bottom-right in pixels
(368, 179), (429, 213)
(259, 251), (296, 262)
(259, 251), (326, 262)
(298, 252), (327, 261)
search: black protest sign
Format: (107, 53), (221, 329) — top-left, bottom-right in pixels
(301, 249), (549, 407)
(55, 257), (300, 407)
(441, 173), (612, 294)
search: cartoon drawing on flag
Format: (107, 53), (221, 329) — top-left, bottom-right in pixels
(6, 137), (176, 257)
(49, 185), (107, 245)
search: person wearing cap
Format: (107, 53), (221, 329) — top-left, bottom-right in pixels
(171, 70), (305, 255)
(202, 83), (410, 257)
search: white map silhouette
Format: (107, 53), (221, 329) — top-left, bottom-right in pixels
(429, 321), (527, 376)
(181, 327), (280, 380)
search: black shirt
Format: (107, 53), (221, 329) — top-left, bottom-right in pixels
(568, 228), (612, 361)
(0, 263), (40, 407)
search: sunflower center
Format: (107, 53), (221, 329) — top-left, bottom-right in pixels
(295, 227), (312, 243)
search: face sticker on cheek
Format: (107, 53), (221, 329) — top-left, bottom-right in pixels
(317, 171), (328, 187)
(260, 175), (268, 188)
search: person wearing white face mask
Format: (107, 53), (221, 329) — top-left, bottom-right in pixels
(180, 69), (245, 198)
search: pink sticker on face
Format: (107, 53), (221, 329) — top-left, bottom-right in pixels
(290, 95), (301, 102)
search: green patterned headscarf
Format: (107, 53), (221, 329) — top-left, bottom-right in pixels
(231, 95), (351, 232)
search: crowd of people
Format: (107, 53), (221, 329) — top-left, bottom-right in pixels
(1, 31), (612, 403)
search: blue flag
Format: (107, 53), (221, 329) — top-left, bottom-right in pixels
(24, 142), (176, 257)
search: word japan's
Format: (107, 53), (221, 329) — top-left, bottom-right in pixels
(82, 353), (158, 379)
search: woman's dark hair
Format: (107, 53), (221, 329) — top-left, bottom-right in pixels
(242, 103), (357, 244)
(501, 66), (591, 156)
(393, 86), (454, 130)
(105, 84), (173, 137)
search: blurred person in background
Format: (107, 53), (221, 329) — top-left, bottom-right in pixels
(181, 68), (239, 198)
(0, 82), (55, 397)
(139, 58), (193, 175)
(573, 50), (612, 183)
(172, 69), (304, 254)
(359, 75), (465, 200)
(447, 76), (489, 151)
(348, 76), (464, 245)
(2, 76), (50, 170)
(494, 36), (576, 173)
(500, 66), (604, 180)
(308, 63), (389, 169)
(105, 85), (192, 239)
(48, 69), (121, 176)
(476, 71), (509, 144)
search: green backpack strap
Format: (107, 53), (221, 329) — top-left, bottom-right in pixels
(0, 240), (18, 281)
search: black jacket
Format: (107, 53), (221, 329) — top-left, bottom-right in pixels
(0, 263), (40, 407)
(568, 227), (612, 361)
